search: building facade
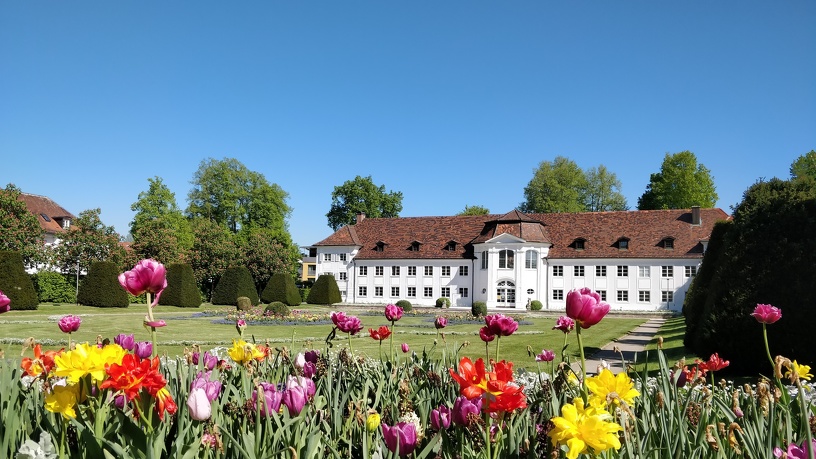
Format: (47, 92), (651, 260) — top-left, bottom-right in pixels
(311, 207), (729, 312)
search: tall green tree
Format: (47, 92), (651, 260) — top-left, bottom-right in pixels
(186, 158), (292, 237)
(326, 175), (403, 230)
(187, 218), (240, 301)
(457, 205), (490, 216)
(130, 176), (193, 250)
(520, 157), (587, 213)
(0, 184), (45, 269)
(637, 151), (718, 210)
(583, 165), (628, 212)
(790, 150), (816, 182)
(50, 208), (125, 277)
(130, 219), (184, 266)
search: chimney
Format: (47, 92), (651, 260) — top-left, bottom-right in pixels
(356, 212), (366, 224)
(691, 206), (701, 226)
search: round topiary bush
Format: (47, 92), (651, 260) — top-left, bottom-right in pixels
(32, 270), (75, 304)
(395, 299), (413, 312)
(435, 297), (451, 308)
(306, 274), (341, 305)
(530, 300), (543, 311)
(0, 251), (39, 310)
(77, 261), (129, 308)
(158, 263), (202, 308)
(236, 296), (252, 311)
(261, 272), (302, 306)
(265, 301), (290, 316)
(212, 266), (259, 306)
(471, 301), (487, 317)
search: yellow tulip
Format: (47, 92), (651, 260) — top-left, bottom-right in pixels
(45, 384), (80, 419)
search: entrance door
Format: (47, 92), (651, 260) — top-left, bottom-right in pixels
(496, 281), (516, 308)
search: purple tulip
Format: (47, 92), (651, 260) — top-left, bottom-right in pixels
(114, 333), (136, 351)
(434, 316), (448, 329)
(252, 382), (282, 416)
(566, 288), (610, 329)
(430, 405), (451, 430)
(191, 371), (222, 402)
(282, 385), (307, 416)
(452, 396), (482, 427)
(331, 311), (363, 335)
(118, 258), (167, 306)
(535, 349), (555, 362)
(134, 341), (153, 359)
(304, 350), (320, 364)
(484, 314), (518, 337)
(303, 362), (317, 378)
(58, 315), (81, 333)
(552, 316), (575, 333)
(186, 388), (212, 421)
(384, 304), (404, 322)
(479, 326), (495, 343)
(114, 394), (126, 410)
(192, 351), (218, 371)
(0, 290), (10, 314)
(381, 422), (418, 457)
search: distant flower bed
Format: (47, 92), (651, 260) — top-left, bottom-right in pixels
(212, 307), (333, 325)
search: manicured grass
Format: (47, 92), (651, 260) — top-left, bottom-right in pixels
(1, 303), (648, 370)
(634, 316), (700, 373)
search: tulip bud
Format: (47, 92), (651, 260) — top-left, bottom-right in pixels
(366, 412), (381, 432)
(401, 343), (410, 353)
(134, 341), (153, 359)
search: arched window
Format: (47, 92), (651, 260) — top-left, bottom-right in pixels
(496, 280), (516, 305)
(498, 249), (514, 269)
(525, 250), (538, 269)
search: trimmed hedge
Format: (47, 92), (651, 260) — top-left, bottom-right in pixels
(307, 274), (341, 305)
(212, 267), (259, 306)
(265, 301), (290, 316)
(471, 301), (487, 317)
(435, 297), (451, 308)
(0, 251), (39, 310)
(158, 263), (201, 308)
(395, 299), (413, 312)
(77, 261), (129, 308)
(32, 270), (75, 304)
(261, 273), (302, 306)
(530, 300), (543, 311)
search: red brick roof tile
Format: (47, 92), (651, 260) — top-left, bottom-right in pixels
(18, 193), (76, 235)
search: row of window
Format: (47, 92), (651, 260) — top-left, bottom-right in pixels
(357, 266), (468, 277)
(323, 253), (348, 262)
(357, 286), (469, 298)
(551, 289), (674, 302)
(552, 265), (697, 278)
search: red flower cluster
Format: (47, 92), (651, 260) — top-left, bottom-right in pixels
(449, 357), (527, 413)
(21, 344), (62, 378)
(101, 354), (178, 420)
(369, 326), (392, 341)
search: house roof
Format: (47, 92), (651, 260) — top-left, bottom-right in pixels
(18, 193), (76, 235)
(313, 208), (731, 260)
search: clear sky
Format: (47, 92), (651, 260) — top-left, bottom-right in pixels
(2, 1), (814, 248)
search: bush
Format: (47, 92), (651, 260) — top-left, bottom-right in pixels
(77, 261), (129, 308)
(0, 251), (39, 310)
(212, 267), (259, 306)
(307, 274), (341, 305)
(529, 300), (543, 311)
(299, 287), (311, 303)
(158, 263), (201, 308)
(32, 270), (75, 303)
(261, 273), (302, 306)
(265, 301), (290, 316)
(395, 299), (413, 312)
(471, 301), (487, 317)
(436, 297), (451, 308)
(236, 296), (252, 311)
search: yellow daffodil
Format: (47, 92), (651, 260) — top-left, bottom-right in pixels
(586, 369), (641, 409)
(228, 340), (264, 365)
(45, 384), (81, 419)
(53, 343), (126, 384)
(786, 360), (813, 382)
(548, 398), (622, 459)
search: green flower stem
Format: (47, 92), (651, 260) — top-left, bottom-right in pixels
(762, 324), (775, 375)
(146, 292), (157, 356)
(390, 321), (395, 361)
(58, 418), (66, 459)
(67, 332), (72, 351)
(496, 336), (501, 363)
(576, 327), (588, 402)
(796, 377), (815, 459)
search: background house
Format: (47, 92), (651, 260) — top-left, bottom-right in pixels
(18, 192), (75, 246)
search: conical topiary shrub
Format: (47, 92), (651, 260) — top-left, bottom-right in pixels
(212, 266), (259, 306)
(77, 261), (129, 308)
(158, 263), (202, 308)
(260, 272), (302, 306)
(0, 250), (39, 310)
(306, 274), (341, 305)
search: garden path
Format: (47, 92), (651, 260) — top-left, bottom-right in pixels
(572, 317), (666, 376)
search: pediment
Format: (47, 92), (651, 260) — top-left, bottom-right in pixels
(485, 233), (526, 244)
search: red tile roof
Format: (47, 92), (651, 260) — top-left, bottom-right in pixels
(313, 208), (730, 260)
(18, 193), (76, 235)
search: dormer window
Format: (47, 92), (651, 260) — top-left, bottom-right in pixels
(444, 241), (458, 251)
(661, 237), (675, 250)
(408, 241), (422, 252)
(571, 238), (586, 250)
(62, 219), (71, 229)
(617, 237), (630, 250)
(374, 241), (387, 252)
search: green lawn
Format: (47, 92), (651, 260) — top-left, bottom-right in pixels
(634, 316), (700, 373)
(1, 303), (648, 370)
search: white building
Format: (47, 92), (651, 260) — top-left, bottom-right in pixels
(311, 207), (729, 312)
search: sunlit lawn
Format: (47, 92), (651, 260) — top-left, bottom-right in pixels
(633, 316), (700, 374)
(1, 303), (649, 370)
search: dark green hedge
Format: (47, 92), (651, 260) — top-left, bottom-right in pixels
(212, 266), (259, 306)
(264, 301), (290, 316)
(260, 272), (302, 306)
(32, 270), (76, 304)
(306, 274), (341, 305)
(77, 261), (129, 308)
(0, 251), (38, 310)
(395, 299), (413, 312)
(158, 263), (202, 308)
(471, 301), (487, 317)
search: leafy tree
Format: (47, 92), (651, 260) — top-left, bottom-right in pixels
(520, 157), (587, 213)
(130, 219), (185, 266)
(583, 165), (628, 212)
(236, 228), (298, 294)
(130, 177), (193, 250)
(790, 150), (816, 182)
(326, 176), (403, 230)
(32, 270), (76, 303)
(187, 218), (240, 301)
(457, 205), (490, 216)
(637, 151), (718, 210)
(50, 209), (125, 277)
(186, 158), (292, 237)
(0, 184), (45, 269)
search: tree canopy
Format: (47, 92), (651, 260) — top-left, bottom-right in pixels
(0, 184), (44, 268)
(457, 205), (490, 216)
(637, 151), (718, 210)
(50, 208), (125, 276)
(790, 150), (816, 183)
(326, 175), (403, 230)
(519, 157), (627, 213)
(130, 176), (192, 250)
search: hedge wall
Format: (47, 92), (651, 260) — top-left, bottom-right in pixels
(306, 274), (341, 305)
(260, 272), (302, 306)
(212, 266), (259, 306)
(158, 263), (202, 308)
(0, 251), (38, 310)
(77, 261), (129, 308)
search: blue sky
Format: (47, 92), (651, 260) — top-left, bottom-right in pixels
(2, 1), (814, 248)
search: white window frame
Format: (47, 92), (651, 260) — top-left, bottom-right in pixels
(525, 250), (538, 269)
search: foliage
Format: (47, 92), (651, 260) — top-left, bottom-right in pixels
(49, 208), (126, 277)
(637, 151), (718, 210)
(186, 157), (292, 237)
(307, 274), (341, 305)
(529, 300), (542, 311)
(0, 184), (46, 269)
(395, 299), (413, 312)
(188, 218), (240, 301)
(76, 261), (129, 308)
(457, 205), (490, 216)
(436, 297), (451, 308)
(157, 263), (201, 308)
(237, 228), (298, 294)
(264, 301), (291, 316)
(211, 266), (259, 306)
(0, 250), (39, 309)
(129, 176), (193, 251)
(520, 157), (627, 213)
(790, 150), (816, 182)
(326, 175), (403, 230)
(260, 272), (302, 306)
(471, 301), (487, 316)
(130, 219), (185, 266)
(32, 270), (75, 304)
(684, 178), (816, 373)
(583, 165), (628, 211)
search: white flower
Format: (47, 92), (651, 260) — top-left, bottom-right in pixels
(16, 432), (57, 459)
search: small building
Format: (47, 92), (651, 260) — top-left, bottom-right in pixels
(299, 247), (317, 284)
(18, 192), (76, 246)
(310, 207), (729, 312)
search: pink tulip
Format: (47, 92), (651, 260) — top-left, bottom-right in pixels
(484, 314), (518, 337)
(751, 303), (782, 324)
(58, 315), (82, 333)
(330, 311), (363, 335)
(118, 259), (167, 306)
(0, 290), (10, 314)
(536, 349), (555, 362)
(186, 388), (212, 421)
(566, 288), (610, 328)
(479, 326), (495, 343)
(552, 316), (575, 333)
(282, 385), (307, 416)
(401, 343), (410, 353)
(144, 319), (166, 328)
(385, 304), (404, 322)
(434, 316), (448, 329)
(252, 382), (282, 416)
